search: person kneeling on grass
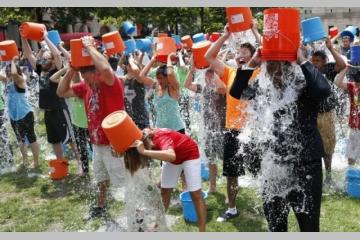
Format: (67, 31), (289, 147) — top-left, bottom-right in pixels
(124, 128), (207, 232)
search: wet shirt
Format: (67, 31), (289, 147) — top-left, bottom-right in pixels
(341, 46), (351, 60)
(202, 87), (226, 131)
(35, 65), (65, 110)
(152, 128), (199, 165)
(124, 78), (149, 129)
(347, 82), (360, 130)
(72, 74), (125, 145)
(318, 62), (338, 113)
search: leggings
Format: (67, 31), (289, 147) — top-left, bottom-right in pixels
(73, 125), (91, 173)
(262, 161), (322, 232)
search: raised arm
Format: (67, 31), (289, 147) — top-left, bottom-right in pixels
(21, 37), (37, 69)
(81, 36), (114, 86)
(325, 37), (346, 72)
(166, 52), (180, 90)
(134, 140), (176, 163)
(139, 55), (157, 85)
(57, 41), (71, 61)
(251, 19), (262, 47)
(56, 67), (77, 98)
(43, 32), (62, 70)
(204, 24), (230, 78)
(334, 65), (349, 91)
(10, 56), (25, 89)
(50, 66), (67, 83)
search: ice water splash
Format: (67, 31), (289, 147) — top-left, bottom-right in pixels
(123, 167), (168, 232)
(237, 61), (307, 202)
(228, 30), (257, 52)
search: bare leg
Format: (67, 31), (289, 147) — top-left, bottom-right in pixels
(190, 189), (207, 232)
(227, 176), (239, 208)
(30, 141), (40, 168)
(97, 180), (110, 208)
(19, 143), (28, 166)
(209, 163), (217, 193)
(161, 188), (173, 211)
(53, 143), (63, 160)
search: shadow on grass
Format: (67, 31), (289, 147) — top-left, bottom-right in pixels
(0, 167), (42, 190)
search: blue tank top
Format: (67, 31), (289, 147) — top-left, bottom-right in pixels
(6, 82), (32, 121)
(153, 88), (185, 131)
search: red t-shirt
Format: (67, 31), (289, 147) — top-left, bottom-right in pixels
(72, 73), (125, 144)
(152, 129), (199, 165)
(347, 82), (360, 130)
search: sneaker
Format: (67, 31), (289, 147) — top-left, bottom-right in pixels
(216, 210), (239, 222)
(84, 207), (106, 221)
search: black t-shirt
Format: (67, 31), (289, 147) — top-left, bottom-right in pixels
(35, 64), (65, 110)
(318, 62), (338, 113)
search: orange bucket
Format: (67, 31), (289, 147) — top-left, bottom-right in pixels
(0, 40), (19, 61)
(226, 7), (253, 33)
(192, 40), (211, 69)
(102, 31), (125, 57)
(261, 8), (300, 62)
(181, 35), (193, 49)
(48, 159), (69, 180)
(159, 33), (168, 38)
(101, 110), (143, 153)
(70, 39), (94, 67)
(155, 37), (177, 63)
(19, 22), (46, 41)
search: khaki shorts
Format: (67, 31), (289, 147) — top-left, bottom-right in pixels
(317, 110), (336, 157)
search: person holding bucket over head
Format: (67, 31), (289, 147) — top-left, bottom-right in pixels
(0, 56), (40, 169)
(21, 28), (75, 162)
(310, 37), (347, 186)
(124, 127), (207, 232)
(57, 35), (127, 220)
(204, 23), (261, 222)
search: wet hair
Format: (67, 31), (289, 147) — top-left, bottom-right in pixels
(108, 56), (119, 71)
(124, 131), (154, 176)
(239, 42), (256, 56)
(349, 64), (360, 83)
(312, 50), (327, 61)
(79, 65), (96, 74)
(156, 65), (167, 77)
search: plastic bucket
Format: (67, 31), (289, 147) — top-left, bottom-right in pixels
(0, 40), (19, 61)
(226, 7), (253, 33)
(172, 35), (182, 49)
(48, 159), (69, 180)
(329, 27), (339, 38)
(19, 22), (46, 41)
(261, 8), (300, 62)
(158, 33), (168, 38)
(123, 21), (136, 36)
(181, 35), (193, 49)
(341, 25), (357, 42)
(179, 191), (208, 222)
(192, 40), (211, 69)
(192, 33), (206, 43)
(70, 39), (94, 67)
(124, 39), (136, 55)
(346, 168), (360, 198)
(136, 38), (152, 52)
(209, 32), (221, 42)
(350, 45), (360, 64)
(201, 163), (209, 181)
(155, 37), (176, 63)
(101, 110), (143, 153)
(301, 17), (327, 44)
(102, 31), (125, 56)
(47, 30), (61, 46)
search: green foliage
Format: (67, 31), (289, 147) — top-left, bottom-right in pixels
(0, 8), (32, 25)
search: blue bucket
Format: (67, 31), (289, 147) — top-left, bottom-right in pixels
(179, 191), (207, 222)
(346, 168), (360, 198)
(341, 26), (357, 42)
(172, 34), (181, 45)
(123, 21), (136, 36)
(47, 30), (61, 46)
(136, 38), (152, 52)
(301, 17), (327, 44)
(201, 162), (209, 181)
(124, 39), (136, 55)
(350, 45), (360, 64)
(193, 33), (206, 43)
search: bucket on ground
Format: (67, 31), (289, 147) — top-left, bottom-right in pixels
(181, 35), (193, 49)
(19, 22), (46, 41)
(136, 38), (152, 52)
(341, 26), (357, 42)
(47, 30), (61, 46)
(329, 27), (339, 39)
(350, 45), (360, 64)
(201, 163), (209, 181)
(124, 39), (137, 55)
(192, 33), (206, 43)
(70, 39), (94, 67)
(101, 110), (143, 154)
(226, 7), (253, 33)
(346, 168), (360, 198)
(192, 40), (211, 69)
(301, 17), (327, 44)
(155, 37), (176, 63)
(102, 31), (125, 56)
(261, 8), (300, 62)
(123, 21), (136, 36)
(209, 32), (221, 42)
(179, 191), (208, 222)
(0, 40), (19, 61)
(48, 159), (69, 180)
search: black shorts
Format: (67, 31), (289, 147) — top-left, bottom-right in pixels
(10, 111), (37, 144)
(44, 109), (71, 144)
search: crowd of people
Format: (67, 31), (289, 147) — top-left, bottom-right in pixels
(0, 9), (359, 232)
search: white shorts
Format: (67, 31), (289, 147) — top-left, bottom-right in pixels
(346, 128), (360, 160)
(161, 159), (201, 192)
(92, 144), (126, 187)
